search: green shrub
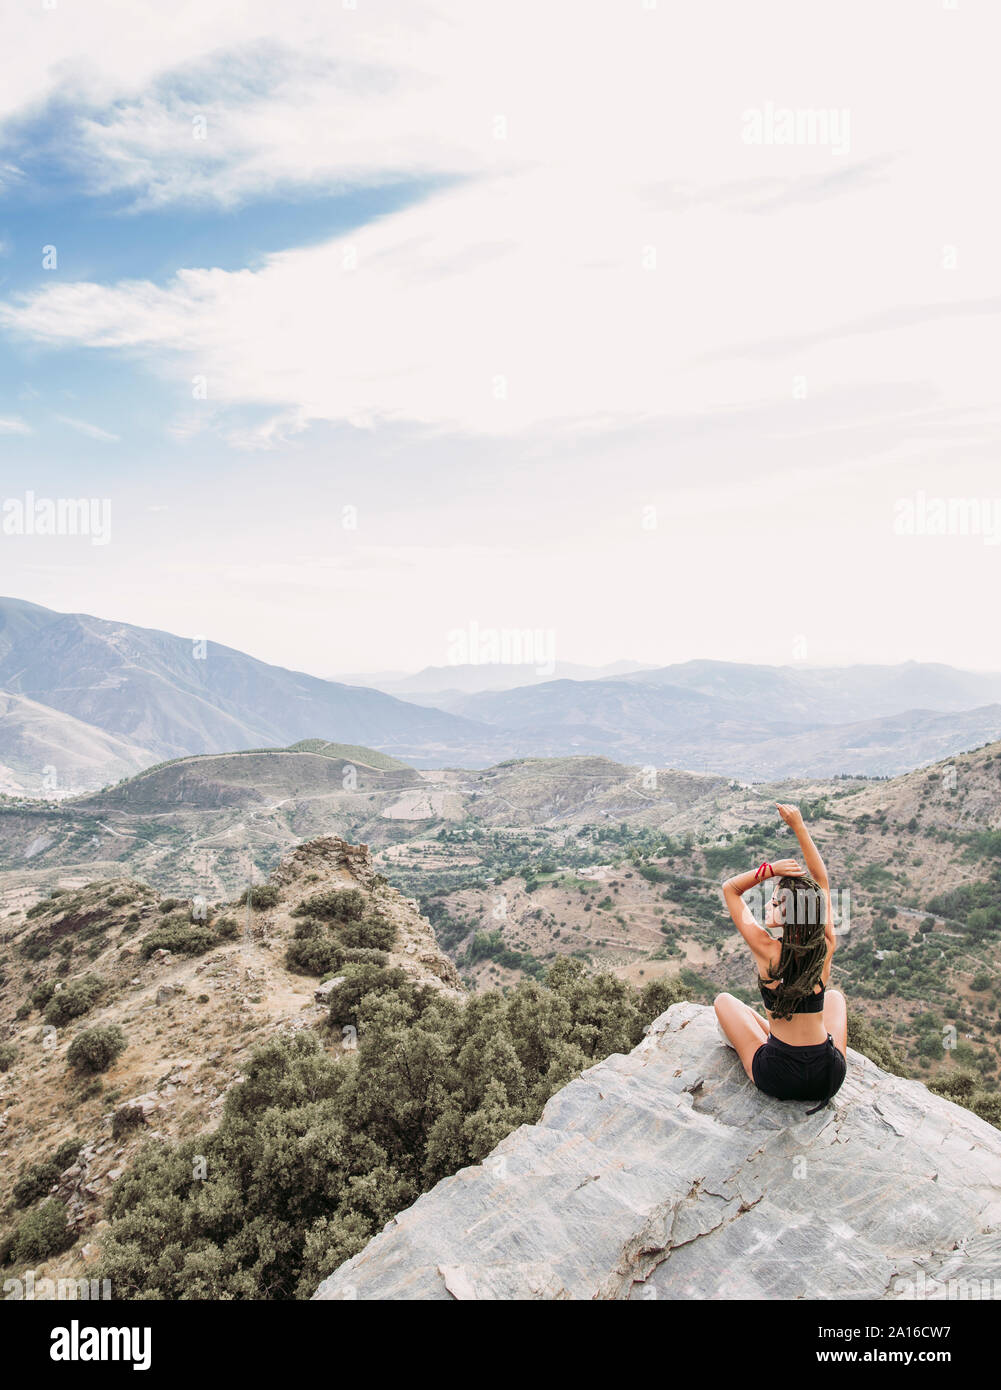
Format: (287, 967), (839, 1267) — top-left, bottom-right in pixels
(917, 1031), (945, 1060)
(66, 1025), (127, 1075)
(10, 1199), (76, 1264)
(112, 1105), (148, 1141)
(339, 947), (390, 968)
(214, 916), (240, 939)
(139, 922), (218, 960)
(325, 964), (410, 1024)
(338, 912), (396, 951)
(285, 924), (344, 977)
(928, 1070), (1001, 1128)
(44, 974), (105, 1026)
(846, 1009), (909, 1077)
(29, 980), (57, 1012)
(26, 889), (66, 919)
(106, 888), (140, 908)
(290, 888), (365, 922)
(12, 1140), (82, 1208)
(237, 884), (280, 910)
(0, 1042), (18, 1072)
(285, 912), (396, 976)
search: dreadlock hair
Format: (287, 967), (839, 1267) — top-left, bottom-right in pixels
(761, 873), (828, 1021)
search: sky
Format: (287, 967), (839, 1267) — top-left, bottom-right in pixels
(0, 0), (999, 680)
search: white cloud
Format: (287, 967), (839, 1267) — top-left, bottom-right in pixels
(2, 1), (1000, 671)
(0, 415), (32, 434)
(0, 3), (997, 443)
(54, 415), (121, 442)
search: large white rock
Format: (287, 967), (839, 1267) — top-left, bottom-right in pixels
(313, 1002), (1001, 1301)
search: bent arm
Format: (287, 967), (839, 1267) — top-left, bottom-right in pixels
(722, 874), (772, 955)
(722, 859), (801, 954)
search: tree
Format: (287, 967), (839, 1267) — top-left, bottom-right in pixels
(66, 1025), (127, 1075)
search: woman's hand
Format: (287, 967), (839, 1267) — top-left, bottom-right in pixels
(770, 857), (804, 877)
(776, 803), (804, 828)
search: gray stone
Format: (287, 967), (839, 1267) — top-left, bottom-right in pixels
(313, 1002), (1001, 1302)
(314, 977), (346, 1002)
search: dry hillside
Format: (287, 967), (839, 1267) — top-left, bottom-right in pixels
(0, 836), (460, 1283)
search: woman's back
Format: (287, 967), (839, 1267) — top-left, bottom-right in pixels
(754, 939), (830, 1045)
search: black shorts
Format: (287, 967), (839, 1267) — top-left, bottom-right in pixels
(751, 1032), (846, 1103)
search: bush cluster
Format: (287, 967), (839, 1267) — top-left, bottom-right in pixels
(44, 974), (105, 1026)
(139, 919), (219, 960)
(112, 1105), (148, 1141)
(96, 962), (690, 1300)
(237, 885), (281, 909)
(928, 1070), (1001, 1128)
(291, 888), (366, 922)
(285, 897), (396, 976)
(12, 1140), (82, 1209)
(8, 1199), (76, 1264)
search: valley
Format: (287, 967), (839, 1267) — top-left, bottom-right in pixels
(3, 739), (999, 1097)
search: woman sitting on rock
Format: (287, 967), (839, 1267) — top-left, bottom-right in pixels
(714, 803), (847, 1115)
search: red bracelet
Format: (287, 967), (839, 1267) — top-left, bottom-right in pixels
(753, 861), (773, 883)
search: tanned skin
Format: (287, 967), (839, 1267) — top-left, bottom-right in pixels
(714, 804), (846, 1081)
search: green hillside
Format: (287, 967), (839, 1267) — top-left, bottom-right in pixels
(285, 740), (412, 771)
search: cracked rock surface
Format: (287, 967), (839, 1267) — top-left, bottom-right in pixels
(312, 1002), (1001, 1301)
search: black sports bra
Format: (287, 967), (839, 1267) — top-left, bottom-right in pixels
(758, 978), (825, 1013)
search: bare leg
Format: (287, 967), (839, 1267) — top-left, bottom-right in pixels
(714, 992), (770, 1081)
(823, 987), (847, 1058)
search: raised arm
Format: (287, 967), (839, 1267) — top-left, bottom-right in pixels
(776, 803), (828, 887)
(776, 803), (836, 952)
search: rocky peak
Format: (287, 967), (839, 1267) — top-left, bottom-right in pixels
(267, 836), (462, 995)
(313, 1002), (1001, 1300)
(270, 836), (379, 894)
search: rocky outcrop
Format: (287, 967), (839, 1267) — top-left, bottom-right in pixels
(271, 836), (380, 892)
(270, 836), (463, 995)
(313, 1002), (1001, 1300)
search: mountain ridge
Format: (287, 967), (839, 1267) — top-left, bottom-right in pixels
(0, 596), (491, 769)
(6, 597), (1001, 782)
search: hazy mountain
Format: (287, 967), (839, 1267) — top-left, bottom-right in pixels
(613, 659), (1001, 724)
(0, 597), (492, 764)
(695, 703), (1001, 780)
(447, 677), (806, 758)
(332, 659), (650, 701)
(445, 665), (1001, 776)
(0, 691), (153, 795)
(5, 597), (1001, 782)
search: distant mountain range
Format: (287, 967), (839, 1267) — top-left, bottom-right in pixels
(611, 659), (1001, 724)
(331, 659), (649, 704)
(3, 596), (1001, 789)
(0, 597), (486, 789)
